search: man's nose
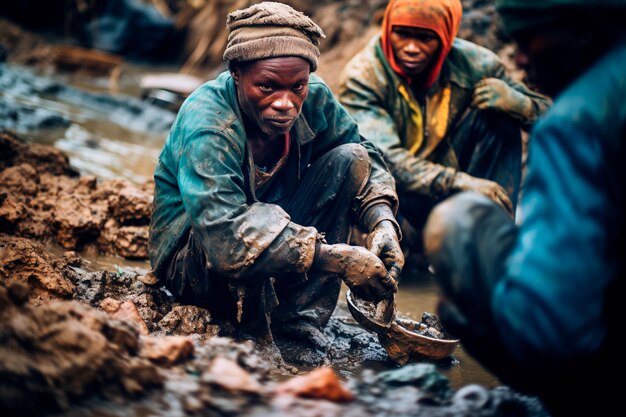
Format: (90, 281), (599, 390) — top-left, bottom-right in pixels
(272, 93), (295, 111)
(404, 40), (421, 55)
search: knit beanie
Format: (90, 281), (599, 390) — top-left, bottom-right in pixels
(223, 1), (326, 71)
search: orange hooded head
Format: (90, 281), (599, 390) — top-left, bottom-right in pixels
(381, 0), (463, 88)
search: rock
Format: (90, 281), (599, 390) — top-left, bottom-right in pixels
(376, 363), (452, 403)
(137, 271), (159, 285)
(202, 356), (264, 394)
(100, 298), (150, 335)
(61, 250), (81, 267)
(452, 384), (491, 410)
(0, 191), (26, 232)
(99, 221), (150, 259)
(0, 235), (74, 303)
(94, 178), (153, 223)
(273, 367), (355, 403)
(0, 131), (77, 176)
(158, 305), (218, 336)
(53, 193), (107, 249)
(140, 335), (194, 366)
(0, 283), (162, 416)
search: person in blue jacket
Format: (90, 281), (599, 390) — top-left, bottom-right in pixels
(423, 1), (626, 415)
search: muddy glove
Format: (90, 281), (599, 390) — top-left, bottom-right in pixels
(473, 78), (533, 121)
(312, 243), (397, 302)
(367, 220), (405, 282)
(451, 172), (513, 216)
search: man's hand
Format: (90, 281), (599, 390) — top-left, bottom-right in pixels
(473, 77), (533, 120)
(367, 220), (405, 282)
(452, 172), (513, 216)
(312, 243), (397, 302)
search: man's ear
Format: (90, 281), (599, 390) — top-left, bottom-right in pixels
(231, 67), (240, 85)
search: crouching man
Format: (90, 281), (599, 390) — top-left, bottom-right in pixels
(148, 2), (403, 359)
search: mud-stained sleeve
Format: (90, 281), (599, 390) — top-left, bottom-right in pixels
(339, 67), (457, 199)
(490, 61), (552, 125)
(179, 129), (318, 281)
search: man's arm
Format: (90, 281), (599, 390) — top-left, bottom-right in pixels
(473, 61), (552, 125)
(179, 128), (319, 281)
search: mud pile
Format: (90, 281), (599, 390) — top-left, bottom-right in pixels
(0, 131), (153, 259)
(0, 281), (163, 416)
(0, 283), (548, 417)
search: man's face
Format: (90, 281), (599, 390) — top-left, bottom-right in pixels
(232, 57), (310, 136)
(389, 26), (441, 77)
(514, 30), (593, 97)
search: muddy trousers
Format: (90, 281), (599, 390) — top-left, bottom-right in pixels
(425, 192), (621, 417)
(399, 108), (522, 255)
(164, 144), (370, 340)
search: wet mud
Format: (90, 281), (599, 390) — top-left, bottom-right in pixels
(0, 61), (175, 134)
(0, 273), (548, 417)
(0, 131), (153, 259)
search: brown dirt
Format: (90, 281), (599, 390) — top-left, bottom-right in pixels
(0, 101), (546, 417)
(0, 131), (152, 259)
(0, 281), (163, 416)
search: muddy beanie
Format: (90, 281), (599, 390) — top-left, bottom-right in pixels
(497, 0), (626, 37)
(223, 1), (326, 71)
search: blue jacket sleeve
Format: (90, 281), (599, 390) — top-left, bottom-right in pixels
(492, 101), (612, 366)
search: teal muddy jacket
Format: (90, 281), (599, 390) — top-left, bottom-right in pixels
(149, 71), (398, 282)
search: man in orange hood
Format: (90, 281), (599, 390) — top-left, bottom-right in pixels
(339, 0), (550, 267)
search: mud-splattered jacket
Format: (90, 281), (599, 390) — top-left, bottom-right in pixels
(338, 35), (551, 198)
(149, 71), (398, 282)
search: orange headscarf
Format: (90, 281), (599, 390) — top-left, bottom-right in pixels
(381, 0), (463, 88)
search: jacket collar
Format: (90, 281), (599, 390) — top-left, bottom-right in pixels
(292, 113), (316, 145)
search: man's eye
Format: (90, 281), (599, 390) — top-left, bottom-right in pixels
(259, 84), (272, 91)
(293, 84), (305, 92)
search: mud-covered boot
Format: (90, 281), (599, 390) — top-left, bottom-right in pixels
(273, 320), (329, 367)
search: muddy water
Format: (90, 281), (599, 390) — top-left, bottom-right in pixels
(1, 63), (171, 183)
(21, 66), (497, 391)
(391, 279), (499, 388)
(329, 280), (499, 390)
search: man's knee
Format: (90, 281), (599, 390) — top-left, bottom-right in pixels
(325, 143), (370, 183)
(423, 192), (493, 256)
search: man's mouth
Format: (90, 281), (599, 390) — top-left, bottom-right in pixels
(266, 117), (294, 128)
(401, 60), (425, 70)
